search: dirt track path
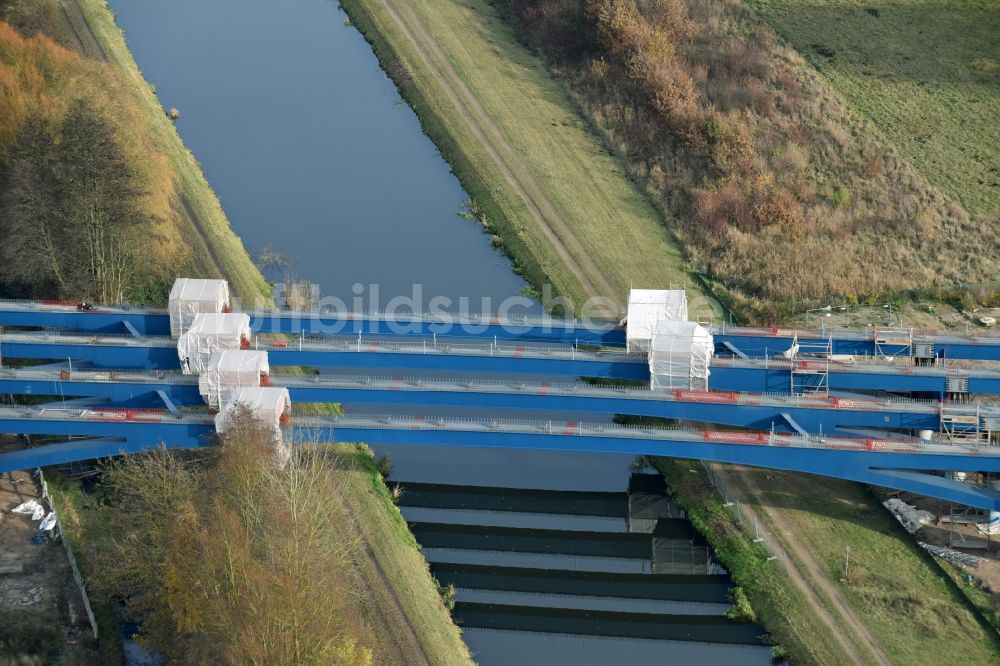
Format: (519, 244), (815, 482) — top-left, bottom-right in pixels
(377, 0), (621, 306)
(336, 476), (430, 665)
(718, 465), (893, 666)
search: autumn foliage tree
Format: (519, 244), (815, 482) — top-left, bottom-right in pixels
(0, 20), (182, 301)
(1, 99), (149, 302)
(98, 410), (373, 665)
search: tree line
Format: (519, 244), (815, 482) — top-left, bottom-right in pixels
(0, 98), (149, 302)
(96, 410), (374, 665)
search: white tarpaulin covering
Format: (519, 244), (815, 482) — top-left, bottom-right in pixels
(625, 289), (689, 353)
(199, 349), (270, 410)
(215, 387), (291, 466)
(649, 320), (713, 391)
(12, 500), (45, 521)
(883, 498), (936, 533)
(168, 278), (230, 338)
(177, 313), (251, 375)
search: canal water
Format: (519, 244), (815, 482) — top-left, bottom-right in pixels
(109, 0), (770, 663)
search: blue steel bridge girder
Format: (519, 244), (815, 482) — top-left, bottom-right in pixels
(6, 304), (1000, 362)
(0, 308), (627, 346)
(0, 374), (947, 436)
(8, 336), (1000, 398)
(1, 415), (999, 509)
(295, 426), (1000, 511)
(0, 309), (170, 336)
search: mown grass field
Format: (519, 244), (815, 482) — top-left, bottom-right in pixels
(658, 459), (1000, 665)
(342, 0), (719, 320)
(738, 468), (1000, 664)
(68, 0), (271, 303)
(748, 0), (999, 221)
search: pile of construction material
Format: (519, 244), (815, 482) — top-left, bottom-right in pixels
(883, 498), (936, 533)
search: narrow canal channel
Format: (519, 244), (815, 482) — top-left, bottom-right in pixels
(109, 0), (771, 662)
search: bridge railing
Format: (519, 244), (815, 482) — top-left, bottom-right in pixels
(286, 373), (976, 415)
(711, 354), (1000, 379)
(711, 322), (1000, 346)
(248, 307), (621, 328)
(294, 414), (1000, 455)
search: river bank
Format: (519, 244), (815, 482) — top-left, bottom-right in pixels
(53, 0), (271, 303)
(340, 0), (718, 320)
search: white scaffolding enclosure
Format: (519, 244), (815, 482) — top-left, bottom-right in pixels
(215, 387), (292, 466)
(177, 313), (251, 375)
(625, 289), (689, 353)
(168, 278), (231, 338)
(198, 349), (270, 410)
(648, 320), (713, 391)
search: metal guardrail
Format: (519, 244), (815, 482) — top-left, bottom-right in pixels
(36, 469), (98, 640)
(0, 330), (641, 361)
(710, 323), (1000, 346)
(9, 330), (1000, 378)
(293, 413), (1000, 456)
(711, 355), (1000, 379)
(3, 406), (997, 455)
(1, 366), (997, 418)
(3, 297), (1000, 345)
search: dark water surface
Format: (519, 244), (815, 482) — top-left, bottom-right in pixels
(109, 0), (767, 663)
(112, 0), (528, 309)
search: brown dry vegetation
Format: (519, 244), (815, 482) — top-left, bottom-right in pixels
(0, 19), (189, 300)
(499, 0), (998, 320)
(97, 417), (375, 665)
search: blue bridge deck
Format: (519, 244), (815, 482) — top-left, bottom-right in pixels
(4, 332), (1000, 396)
(1, 408), (998, 509)
(0, 368), (992, 437)
(2, 300), (1000, 361)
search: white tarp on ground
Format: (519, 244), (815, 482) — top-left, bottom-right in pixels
(883, 498), (936, 533)
(215, 387), (291, 466)
(625, 289), (689, 353)
(177, 313), (251, 375)
(12, 500), (45, 521)
(199, 350), (270, 410)
(168, 278), (230, 338)
(39, 512), (57, 531)
(649, 320), (713, 391)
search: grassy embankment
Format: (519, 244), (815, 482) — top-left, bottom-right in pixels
(342, 446), (474, 666)
(657, 460), (1000, 665)
(494, 0), (999, 321)
(69, 0), (271, 303)
(341, 0), (719, 320)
